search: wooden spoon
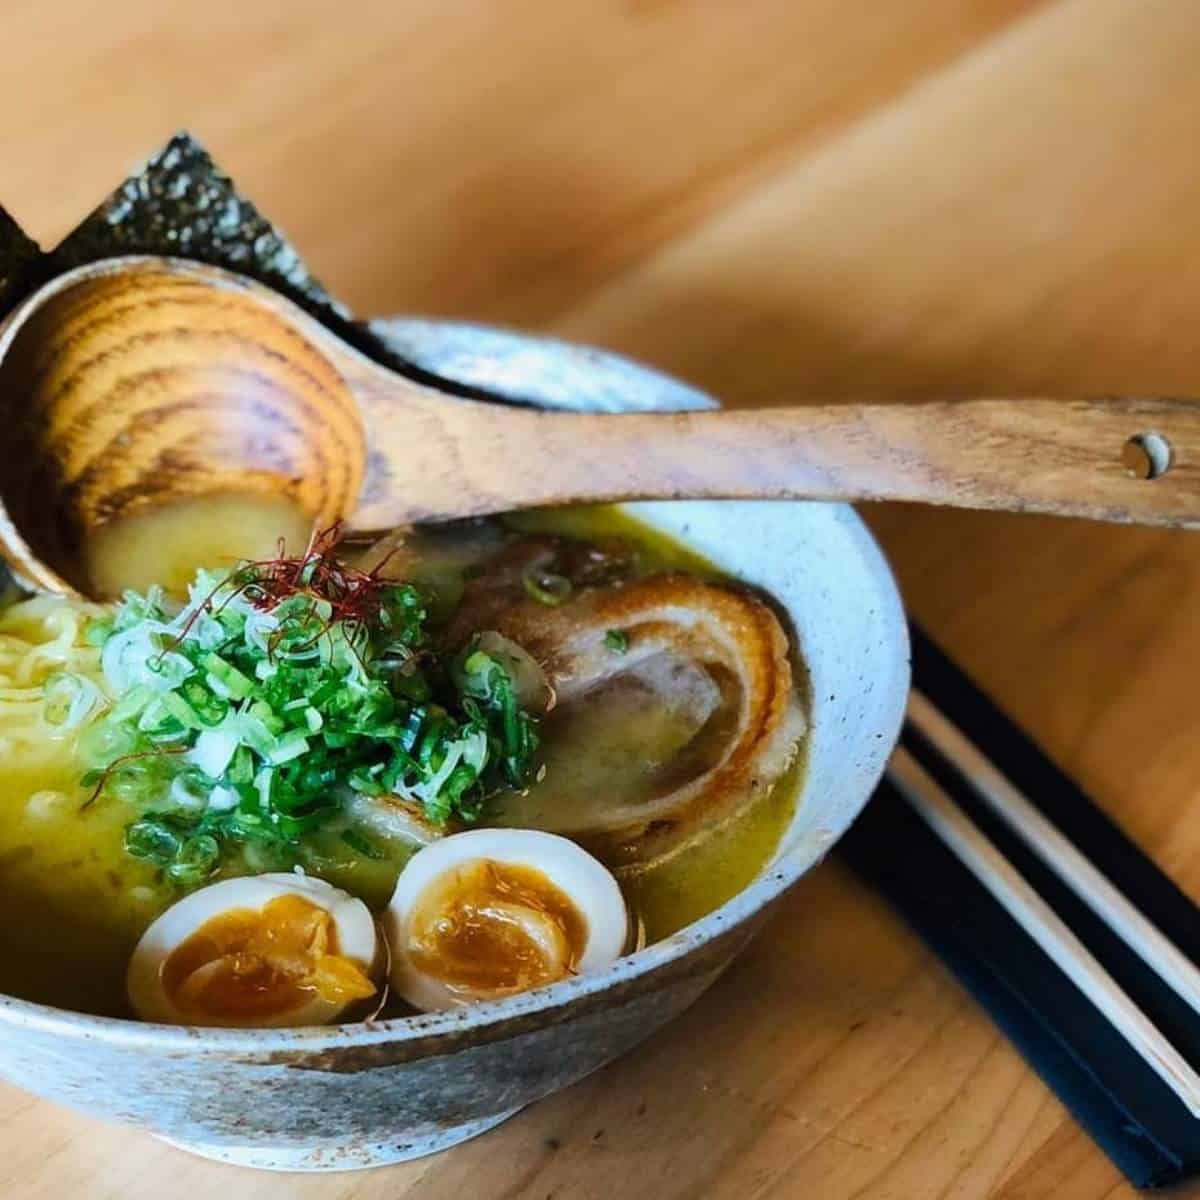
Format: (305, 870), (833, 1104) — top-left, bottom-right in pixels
(1, 255), (1198, 595)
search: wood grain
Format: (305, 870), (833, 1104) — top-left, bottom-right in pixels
(0, 263), (363, 591)
(0, 0), (1046, 324)
(6, 0), (1200, 1197)
(352, 390), (1200, 529)
(20, 258), (1200, 596)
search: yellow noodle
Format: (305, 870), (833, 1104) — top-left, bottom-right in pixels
(0, 595), (109, 763)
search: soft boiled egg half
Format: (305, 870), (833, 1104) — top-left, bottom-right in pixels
(385, 828), (629, 1012)
(127, 873), (381, 1027)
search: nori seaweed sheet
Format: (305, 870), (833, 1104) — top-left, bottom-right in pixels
(0, 132), (496, 400)
(0, 205), (41, 315)
(46, 132), (353, 326)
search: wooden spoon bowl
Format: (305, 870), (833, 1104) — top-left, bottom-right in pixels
(0, 260), (366, 591)
(5, 254), (1200, 597)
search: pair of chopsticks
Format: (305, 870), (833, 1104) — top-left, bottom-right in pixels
(889, 691), (1200, 1119)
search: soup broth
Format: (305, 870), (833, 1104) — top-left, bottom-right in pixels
(84, 492), (314, 598)
(495, 509), (804, 942)
(0, 503), (804, 1017)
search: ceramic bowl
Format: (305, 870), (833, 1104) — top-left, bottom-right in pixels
(0, 320), (910, 1171)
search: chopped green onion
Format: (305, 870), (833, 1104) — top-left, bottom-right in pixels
(266, 731), (310, 765)
(161, 690), (204, 731)
(85, 618), (114, 647)
(603, 628), (629, 654)
(125, 816), (181, 862)
(340, 828), (384, 859)
(80, 548), (544, 888)
(202, 651), (254, 700)
(521, 566), (572, 606)
(43, 671), (104, 729)
(169, 833), (220, 883)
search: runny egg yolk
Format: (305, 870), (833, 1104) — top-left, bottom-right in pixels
(407, 859), (589, 998)
(160, 894), (376, 1022)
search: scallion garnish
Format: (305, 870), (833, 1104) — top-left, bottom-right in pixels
(603, 629), (629, 654)
(80, 529), (542, 886)
(521, 565), (572, 607)
(43, 671), (105, 729)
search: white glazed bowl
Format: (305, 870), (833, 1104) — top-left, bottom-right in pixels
(0, 324), (910, 1171)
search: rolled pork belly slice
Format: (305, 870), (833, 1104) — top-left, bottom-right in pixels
(364, 531), (806, 870)
(471, 568), (807, 870)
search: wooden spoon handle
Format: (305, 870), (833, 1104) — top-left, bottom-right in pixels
(350, 392), (1200, 530)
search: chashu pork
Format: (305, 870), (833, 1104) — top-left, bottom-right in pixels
(447, 539), (807, 870)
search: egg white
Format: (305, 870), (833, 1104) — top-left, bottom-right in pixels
(385, 828), (628, 1012)
(127, 873), (380, 1028)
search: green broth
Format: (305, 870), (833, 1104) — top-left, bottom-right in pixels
(0, 505), (804, 1016)
(0, 746), (417, 1015)
(0, 742), (165, 1014)
(502, 506), (804, 944)
(623, 756), (802, 943)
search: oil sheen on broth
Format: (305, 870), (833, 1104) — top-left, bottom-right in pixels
(0, 501), (802, 1016)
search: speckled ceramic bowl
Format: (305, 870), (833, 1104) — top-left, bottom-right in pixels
(0, 322), (910, 1171)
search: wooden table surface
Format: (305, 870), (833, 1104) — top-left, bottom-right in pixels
(6, 1), (1200, 1195)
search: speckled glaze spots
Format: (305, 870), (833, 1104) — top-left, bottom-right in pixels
(368, 318), (716, 415)
(0, 321), (910, 1171)
(158, 1109), (524, 1171)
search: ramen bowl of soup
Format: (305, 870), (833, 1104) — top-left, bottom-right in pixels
(0, 322), (908, 1170)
